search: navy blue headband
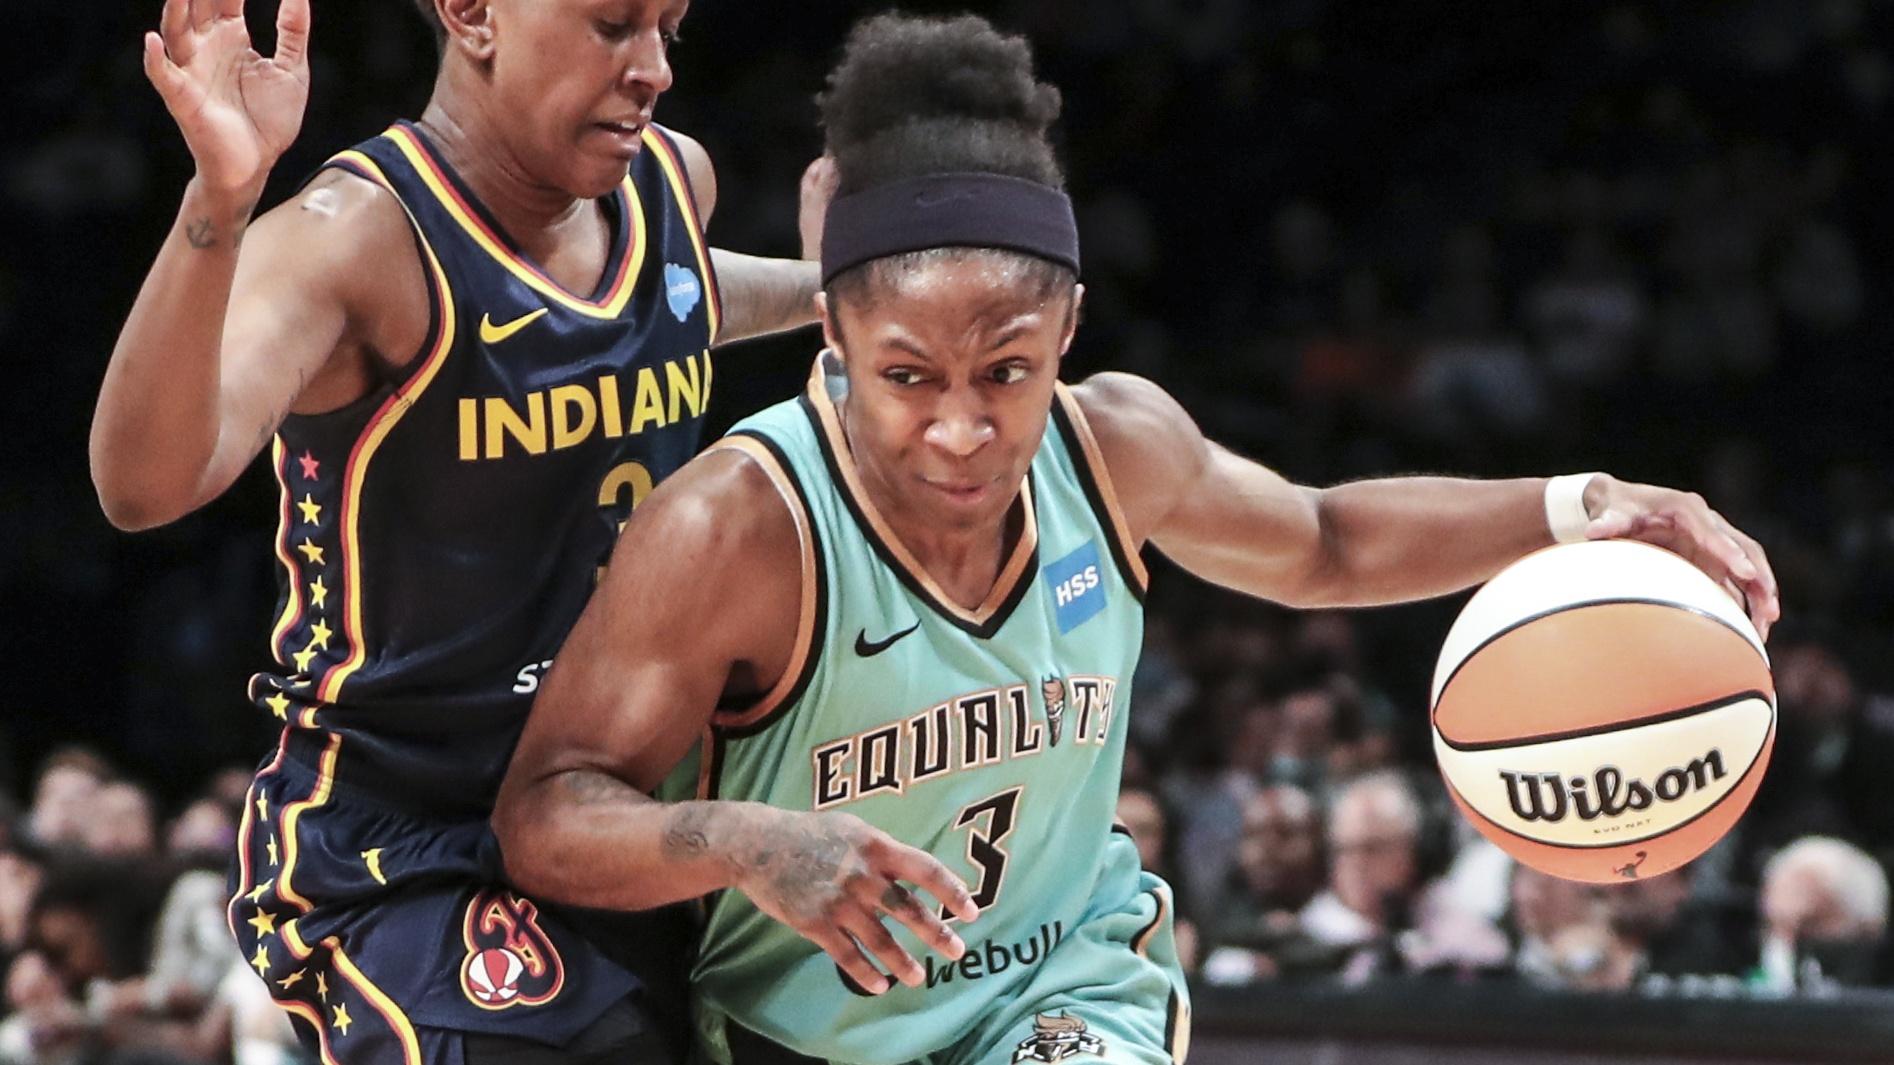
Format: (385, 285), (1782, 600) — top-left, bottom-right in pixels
(820, 172), (1081, 287)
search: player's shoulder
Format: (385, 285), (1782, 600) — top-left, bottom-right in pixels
(247, 168), (416, 283)
(1065, 372), (1200, 464)
(1064, 372), (1207, 543)
(635, 442), (801, 567)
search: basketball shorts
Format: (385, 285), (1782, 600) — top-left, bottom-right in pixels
(712, 863), (1191, 1065)
(227, 732), (694, 1065)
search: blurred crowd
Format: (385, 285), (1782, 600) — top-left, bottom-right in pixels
(0, 752), (301, 1064)
(4, 0), (1893, 1061)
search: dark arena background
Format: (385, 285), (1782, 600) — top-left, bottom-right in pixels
(5, 1), (1894, 1061)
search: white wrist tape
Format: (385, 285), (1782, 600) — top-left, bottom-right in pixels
(1545, 473), (1600, 544)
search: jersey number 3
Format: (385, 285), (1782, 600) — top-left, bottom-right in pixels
(944, 787), (1022, 921)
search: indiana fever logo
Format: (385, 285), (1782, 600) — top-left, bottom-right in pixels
(458, 891), (564, 1011)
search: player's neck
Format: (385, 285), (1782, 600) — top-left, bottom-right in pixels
(414, 100), (590, 241)
(851, 441), (1023, 611)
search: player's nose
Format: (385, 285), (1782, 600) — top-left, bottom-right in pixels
(621, 30), (674, 96)
(922, 396), (995, 458)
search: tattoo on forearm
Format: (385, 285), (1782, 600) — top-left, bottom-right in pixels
(662, 804), (714, 860)
(184, 198), (259, 250)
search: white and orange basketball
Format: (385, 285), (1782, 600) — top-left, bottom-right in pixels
(1431, 539), (1775, 884)
(465, 948), (525, 1005)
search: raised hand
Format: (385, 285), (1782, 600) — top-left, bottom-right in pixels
(735, 808), (977, 995)
(143, 0), (312, 198)
(799, 156), (839, 262)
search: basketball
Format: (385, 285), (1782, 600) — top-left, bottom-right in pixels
(463, 948), (524, 1005)
(1431, 540), (1776, 884)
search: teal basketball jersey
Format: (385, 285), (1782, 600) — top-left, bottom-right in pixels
(666, 354), (1155, 1065)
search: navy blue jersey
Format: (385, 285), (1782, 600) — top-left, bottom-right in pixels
(249, 121), (720, 818)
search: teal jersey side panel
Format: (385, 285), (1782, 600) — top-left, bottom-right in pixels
(681, 361), (1147, 1065)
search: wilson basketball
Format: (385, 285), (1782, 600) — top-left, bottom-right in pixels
(1431, 540), (1775, 884)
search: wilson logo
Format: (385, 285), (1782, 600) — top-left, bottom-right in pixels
(1500, 749), (1728, 824)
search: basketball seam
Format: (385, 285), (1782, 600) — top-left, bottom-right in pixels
(1440, 717), (1774, 851)
(1435, 689), (1774, 752)
(1432, 596), (1767, 736)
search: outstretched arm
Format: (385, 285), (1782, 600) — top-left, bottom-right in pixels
(1076, 373), (1779, 636)
(494, 448), (975, 993)
(670, 131), (826, 345)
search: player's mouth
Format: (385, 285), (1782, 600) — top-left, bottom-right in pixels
(921, 476), (1000, 508)
(591, 119), (648, 154)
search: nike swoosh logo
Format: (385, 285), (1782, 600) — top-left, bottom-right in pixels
(478, 308), (549, 345)
(855, 622), (921, 657)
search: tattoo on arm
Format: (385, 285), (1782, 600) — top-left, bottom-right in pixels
(183, 198), (259, 251)
(662, 804), (715, 860)
(712, 253), (820, 343)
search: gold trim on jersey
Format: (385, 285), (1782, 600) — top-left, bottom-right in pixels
(315, 151), (460, 706)
(804, 361), (1040, 629)
(705, 436), (822, 731)
(1051, 383), (1149, 593)
(380, 125), (647, 319)
(640, 126), (722, 343)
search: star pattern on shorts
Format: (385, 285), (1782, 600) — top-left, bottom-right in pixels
(297, 539), (326, 566)
(297, 494), (323, 526)
(331, 1003), (353, 1036)
(298, 452), (321, 481)
(247, 909), (278, 937)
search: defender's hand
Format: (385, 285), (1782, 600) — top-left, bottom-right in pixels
(736, 809), (977, 994)
(144, 0), (312, 199)
(1582, 474), (1780, 639)
(799, 156), (839, 263)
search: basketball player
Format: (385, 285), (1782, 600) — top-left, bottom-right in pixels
(89, 0), (827, 1062)
(493, 14), (1780, 1065)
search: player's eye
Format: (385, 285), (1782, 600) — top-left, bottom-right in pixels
(593, 19), (633, 41)
(659, 24), (683, 46)
(990, 362), (1030, 385)
(884, 367), (927, 387)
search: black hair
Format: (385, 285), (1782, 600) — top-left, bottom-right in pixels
(818, 13), (1074, 303)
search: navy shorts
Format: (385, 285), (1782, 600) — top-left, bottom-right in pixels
(227, 730), (693, 1065)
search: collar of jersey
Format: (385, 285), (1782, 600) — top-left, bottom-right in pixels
(380, 122), (647, 319)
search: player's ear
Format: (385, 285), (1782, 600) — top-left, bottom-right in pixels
(1057, 283), (1085, 358)
(439, 0), (497, 62)
(817, 292), (846, 362)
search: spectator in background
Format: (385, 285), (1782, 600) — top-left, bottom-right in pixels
(24, 750), (109, 851)
(1510, 865), (1603, 987)
(1610, 867), (1750, 983)
(1756, 836), (1890, 992)
(78, 782), (156, 861)
(1199, 784), (1327, 985)
(1296, 771), (1506, 982)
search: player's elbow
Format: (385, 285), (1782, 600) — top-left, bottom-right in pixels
(91, 472), (184, 532)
